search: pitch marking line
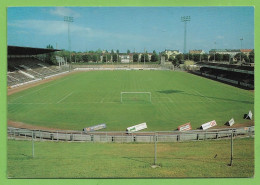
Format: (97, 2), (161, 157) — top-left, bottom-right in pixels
(57, 92), (74, 104)
(193, 90), (216, 103)
(9, 77), (70, 103)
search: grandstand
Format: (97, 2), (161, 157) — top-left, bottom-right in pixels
(7, 46), (69, 87)
(190, 62), (254, 89)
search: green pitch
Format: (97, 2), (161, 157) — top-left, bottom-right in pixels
(8, 71), (254, 131)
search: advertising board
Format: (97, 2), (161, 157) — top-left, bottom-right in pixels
(126, 122), (147, 133)
(83, 123), (106, 132)
(201, 120), (217, 130)
(177, 122), (192, 131)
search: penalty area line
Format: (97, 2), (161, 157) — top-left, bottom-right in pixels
(56, 92), (74, 104)
(193, 90), (216, 103)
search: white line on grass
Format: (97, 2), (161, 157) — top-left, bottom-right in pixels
(56, 92), (74, 104)
(9, 77), (70, 103)
(8, 100), (232, 105)
(193, 90), (216, 103)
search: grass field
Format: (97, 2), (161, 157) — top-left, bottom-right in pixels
(8, 70), (254, 131)
(7, 137), (254, 178)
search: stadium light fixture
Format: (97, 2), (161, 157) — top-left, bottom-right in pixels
(181, 16), (191, 54)
(64, 16), (74, 63)
(240, 37), (243, 62)
(214, 42), (216, 62)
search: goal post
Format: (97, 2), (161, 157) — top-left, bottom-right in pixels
(121, 92), (151, 103)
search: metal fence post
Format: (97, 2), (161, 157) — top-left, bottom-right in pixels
(229, 131), (233, 166)
(154, 133), (157, 165)
(32, 131), (34, 158)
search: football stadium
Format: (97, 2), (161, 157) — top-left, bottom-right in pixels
(7, 7), (254, 178)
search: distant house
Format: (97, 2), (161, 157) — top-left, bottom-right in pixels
(241, 49), (253, 57)
(163, 49), (181, 58)
(189, 50), (205, 55)
(119, 53), (130, 63)
(209, 49), (240, 57)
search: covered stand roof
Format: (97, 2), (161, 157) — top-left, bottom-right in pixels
(8, 45), (61, 55)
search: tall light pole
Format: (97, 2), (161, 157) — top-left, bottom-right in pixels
(64, 16), (74, 63)
(240, 37), (243, 62)
(214, 42), (216, 62)
(144, 48), (146, 65)
(181, 16), (191, 54)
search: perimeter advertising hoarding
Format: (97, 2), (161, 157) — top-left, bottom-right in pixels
(201, 120), (217, 130)
(177, 122), (192, 131)
(126, 122), (147, 133)
(228, 118), (235, 126)
(83, 123), (106, 132)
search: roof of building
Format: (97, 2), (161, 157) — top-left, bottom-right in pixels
(8, 45), (61, 55)
(209, 49), (240, 52)
(241, 49), (253, 52)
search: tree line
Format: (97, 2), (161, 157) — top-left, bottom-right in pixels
(45, 45), (254, 65)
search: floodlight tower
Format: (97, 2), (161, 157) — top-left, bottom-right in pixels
(181, 16), (191, 54)
(214, 42), (216, 62)
(240, 37), (243, 62)
(64, 16), (74, 63)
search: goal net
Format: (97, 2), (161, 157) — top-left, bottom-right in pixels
(121, 92), (151, 103)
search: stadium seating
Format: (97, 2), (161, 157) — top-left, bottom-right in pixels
(7, 57), (69, 87)
(194, 62), (254, 89)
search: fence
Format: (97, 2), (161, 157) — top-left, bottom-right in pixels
(7, 126), (254, 143)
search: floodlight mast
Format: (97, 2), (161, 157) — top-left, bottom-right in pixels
(214, 42), (216, 62)
(181, 16), (191, 54)
(240, 37), (243, 62)
(64, 16), (74, 63)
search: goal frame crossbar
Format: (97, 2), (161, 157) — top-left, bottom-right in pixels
(121, 92), (151, 103)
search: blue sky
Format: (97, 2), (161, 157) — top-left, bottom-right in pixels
(7, 7), (254, 53)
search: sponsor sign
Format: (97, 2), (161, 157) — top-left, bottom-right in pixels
(228, 118), (235, 126)
(178, 123), (192, 131)
(83, 123), (106, 132)
(201, 120), (217, 130)
(247, 110), (253, 120)
(126, 122), (147, 133)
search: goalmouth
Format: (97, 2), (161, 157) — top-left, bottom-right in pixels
(121, 92), (152, 103)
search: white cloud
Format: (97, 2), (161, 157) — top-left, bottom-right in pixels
(217, 35), (224, 39)
(49, 7), (80, 18)
(8, 19), (91, 35)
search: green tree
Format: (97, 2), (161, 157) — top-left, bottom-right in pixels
(112, 54), (118, 62)
(127, 49), (130, 54)
(249, 50), (254, 63)
(82, 54), (91, 62)
(151, 53), (159, 62)
(209, 54), (215, 61)
(92, 54), (98, 62)
(175, 54), (183, 63)
(141, 54), (149, 62)
(215, 53), (223, 61)
(133, 54), (139, 62)
(202, 54), (208, 61)
(222, 54), (230, 61)
(172, 58), (179, 66)
(234, 53), (247, 62)
(193, 54), (201, 62)
(184, 53), (193, 60)
(161, 53), (168, 61)
(168, 55), (175, 62)
(46, 45), (57, 65)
